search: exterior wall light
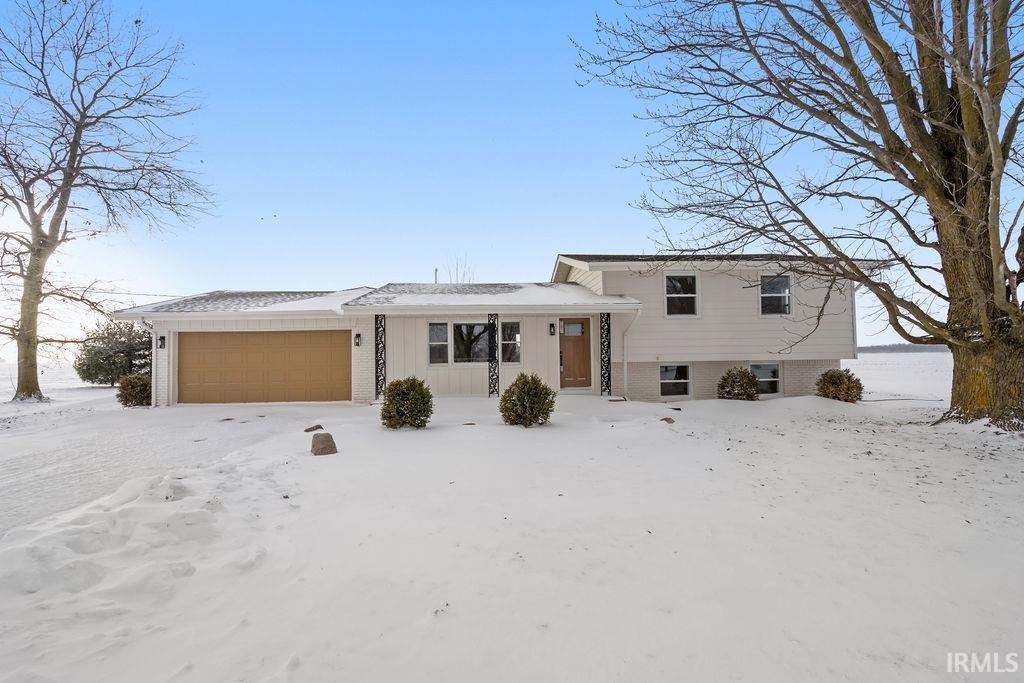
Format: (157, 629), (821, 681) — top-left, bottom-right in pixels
(354, 333), (362, 347)
(157, 335), (166, 349)
(549, 323), (556, 336)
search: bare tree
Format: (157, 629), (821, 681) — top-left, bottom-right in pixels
(0, 0), (208, 400)
(446, 253), (475, 283)
(578, 0), (1024, 429)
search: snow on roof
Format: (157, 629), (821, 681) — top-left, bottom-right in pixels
(560, 253), (821, 263)
(114, 287), (374, 318)
(559, 253), (890, 266)
(343, 282), (640, 309)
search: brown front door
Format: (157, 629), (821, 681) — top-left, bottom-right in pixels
(559, 318), (592, 388)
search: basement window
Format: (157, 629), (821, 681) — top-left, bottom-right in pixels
(660, 365), (690, 396)
(750, 363), (781, 395)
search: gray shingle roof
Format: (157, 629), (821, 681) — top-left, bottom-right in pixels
(149, 290), (335, 313)
(114, 287), (374, 318)
(343, 282), (639, 308)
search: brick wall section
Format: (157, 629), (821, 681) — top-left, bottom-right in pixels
(612, 358), (840, 401)
(348, 317), (374, 402)
(781, 358), (839, 396)
(611, 362), (661, 401)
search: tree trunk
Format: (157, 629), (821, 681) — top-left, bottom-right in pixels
(948, 339), (1024, 430)
(13, 251), (49, 401)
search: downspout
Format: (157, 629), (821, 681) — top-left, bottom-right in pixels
(621, 309), (641, 399)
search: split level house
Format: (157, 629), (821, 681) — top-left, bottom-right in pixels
(114, 253), (861, 407)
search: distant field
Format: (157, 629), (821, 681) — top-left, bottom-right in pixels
(845, 352), (952, 402)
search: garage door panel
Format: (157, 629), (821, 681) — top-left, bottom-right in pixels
(178, 331), (351, 404)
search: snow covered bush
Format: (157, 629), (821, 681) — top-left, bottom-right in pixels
(716, 367), (760, 401)
(380, 377), (434, 429)
(116, 373), (151, 407)
(74, 321), (152, 386)
(815, 368), (863, 403)
(499, 372), (557, 427)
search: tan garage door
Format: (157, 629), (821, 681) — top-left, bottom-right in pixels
(177, 331), (352, 403)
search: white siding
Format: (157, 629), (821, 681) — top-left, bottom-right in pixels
(604, 267), (855, 362)
(150, 316), (374, 406)
(566, 266), (604, 294)
(385, 315), (565, 396)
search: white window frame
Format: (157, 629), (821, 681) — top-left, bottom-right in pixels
(664, 271), (700, 318)
(499, 319), (522, 365)
(427, 322), (450, 366)
(759, 273), (792, 316)
(658, 363), (692, 399)
(749, 362), (782, 396)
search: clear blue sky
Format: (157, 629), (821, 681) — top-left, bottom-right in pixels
(72, 0), (652, 291)
(17, 0), (896, 361)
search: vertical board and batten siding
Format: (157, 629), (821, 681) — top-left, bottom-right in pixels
(150, 316), (374, 406)
(385, 315), (566, 396)
(601, 267), (856, 362)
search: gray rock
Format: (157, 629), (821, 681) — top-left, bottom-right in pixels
(310, 432), (337, 456)
(304, 424), (323, 433)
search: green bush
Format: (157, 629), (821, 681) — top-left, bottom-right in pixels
(499, 372), (557, 427)
(116, 373), (152, 407)
(380, 377), (434, 429)
(74, 321), (152, 386)
(815, 368), (863, 403)
(716, 367), (760, 401)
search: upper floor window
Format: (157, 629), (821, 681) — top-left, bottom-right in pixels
(665, 274), (697, 315)
(501, 322), (521, 363)
(760, 275), (791, 315)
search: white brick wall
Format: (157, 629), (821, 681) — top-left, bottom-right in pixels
(611, 358), (840, 401)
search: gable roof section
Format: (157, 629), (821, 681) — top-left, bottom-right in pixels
(342, 282), (639, 314)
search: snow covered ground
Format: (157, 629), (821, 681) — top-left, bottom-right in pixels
(1, 354), (1021, 682)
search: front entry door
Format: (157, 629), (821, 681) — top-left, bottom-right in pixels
(559, 318), (592, 388)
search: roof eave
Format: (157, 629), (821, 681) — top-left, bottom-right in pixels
(113, 309), (348, 321)
(341, 302), (642, 316)
(550, 255), (591, 282)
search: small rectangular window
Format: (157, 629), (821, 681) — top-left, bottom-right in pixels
(659, 365), (690, 396)
(750, 363), (780, 394)
(452, 323), (489, 363)
(666, 275), (697, 315)
(760, 275), (791, 315)
(501, 322), (521, 363)
(428, 323), (448, 364)
(562, 321), (585, 336)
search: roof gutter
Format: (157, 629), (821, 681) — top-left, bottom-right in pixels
(339, 303), (642, 316)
